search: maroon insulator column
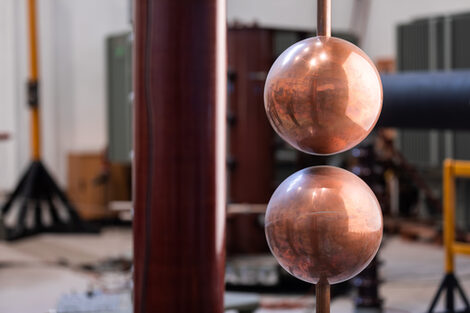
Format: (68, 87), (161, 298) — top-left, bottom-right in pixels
(133, 0), (227, 312)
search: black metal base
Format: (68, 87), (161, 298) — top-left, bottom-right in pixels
(428, 273), (470, 313)
(1, 161), (99, 241)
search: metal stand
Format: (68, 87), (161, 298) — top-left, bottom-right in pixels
(428, 273), (470, 313)
(1, 161), (97, 240)
(354, 256), (383, 313)
(0, 0), (97, 241)
(349, 144), (384, 313)
(428, 160), (470, 313)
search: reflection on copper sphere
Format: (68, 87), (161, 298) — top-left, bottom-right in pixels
(265, 166), (382, 284)
(264, 36), (383, 155)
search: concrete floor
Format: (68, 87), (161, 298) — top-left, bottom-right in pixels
(0, 228), (132, 313)
(1, 229), (470, 313)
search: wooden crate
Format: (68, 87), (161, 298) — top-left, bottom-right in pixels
(67, 153), (131, 220)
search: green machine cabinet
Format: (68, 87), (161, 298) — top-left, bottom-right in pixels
(107, 32), (133, 163)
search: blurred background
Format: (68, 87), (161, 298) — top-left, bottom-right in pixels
(2, 0), (470, 312)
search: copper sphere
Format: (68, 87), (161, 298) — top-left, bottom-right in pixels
(265, 166), (383, 284)
(264, 36), (383, 155)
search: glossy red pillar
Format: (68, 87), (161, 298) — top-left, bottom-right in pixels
(133, 0), (226, 312)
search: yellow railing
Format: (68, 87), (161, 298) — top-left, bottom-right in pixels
(428, 159), (470, 313)
(443, 159), (470, 273)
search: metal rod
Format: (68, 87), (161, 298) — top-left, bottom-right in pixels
(27, 0), (38, 80)
(443, 159), (455, 274)
(317, 0), (331, 37)
(27, 0), (41, 160)
(316, 279), (331, 313)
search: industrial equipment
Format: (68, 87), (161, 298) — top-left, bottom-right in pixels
(0, 0), (95, 240)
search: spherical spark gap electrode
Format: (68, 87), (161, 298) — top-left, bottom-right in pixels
(264, 1), (383, 312)
(264, 36), (383, 155)
(265, 166), (383, 284)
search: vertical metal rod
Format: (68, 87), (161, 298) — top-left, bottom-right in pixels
(446, 279), (455, 313)
(27, 0), (41, 160)
(444, 159), (455, 274)
(317, 0), (331, 37)
(27, 0), (38, 80)
(316, 279), (331, 313)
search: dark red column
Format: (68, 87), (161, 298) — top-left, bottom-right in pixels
(227, 28), (274, 204)
(226, 28), (274, 255)
(133, 0), (226, 312)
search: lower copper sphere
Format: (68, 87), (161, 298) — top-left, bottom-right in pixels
(264, 36), (383, 155)
(265, 166), (383, 284)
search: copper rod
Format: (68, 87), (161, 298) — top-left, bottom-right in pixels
(316, 279), (330, 313)
(317, 0), (331, 37)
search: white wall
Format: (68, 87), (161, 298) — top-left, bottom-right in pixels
(0, 0), (28, 191)
(51, 0), (130, 185)
(0, 0), (16, 190)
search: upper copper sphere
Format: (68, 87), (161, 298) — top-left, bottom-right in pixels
(264, 36), (383, 155)
(265, 166), (383, 284)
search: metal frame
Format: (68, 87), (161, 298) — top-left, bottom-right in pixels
(428, 159), (470, 313)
